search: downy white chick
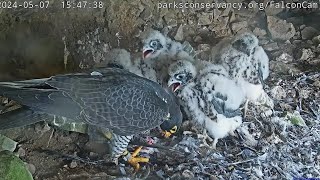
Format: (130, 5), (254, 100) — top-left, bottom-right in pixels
(167, 60), (245, 149)
(210, 32), (273, 114)
(141, 29), (194, 62)
(96, 48), (158, 83)
(140, 29), (195, 85)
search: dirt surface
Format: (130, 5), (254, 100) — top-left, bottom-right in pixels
(0, 0), (320, 179)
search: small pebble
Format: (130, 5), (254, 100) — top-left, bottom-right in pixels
(17, 147), (26, 157)
(26, 163), (36, 175)
(182, 169), (194, 178)
(89, 152), (98, 158)
(69, 161), (77, 168)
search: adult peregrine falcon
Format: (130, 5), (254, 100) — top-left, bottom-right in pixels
(0, 67), (182, 170)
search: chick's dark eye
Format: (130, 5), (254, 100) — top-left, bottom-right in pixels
(175, 74), (186, 80)
(150, 40), (157, 48)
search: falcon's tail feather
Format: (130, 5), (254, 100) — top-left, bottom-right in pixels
(0, 83), (82, 120)
(0, 78), (50, 89)
(0, 107), (49, 130)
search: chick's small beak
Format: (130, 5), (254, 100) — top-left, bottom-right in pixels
(168, 82), (181, 92)
(168, 79), (181, 92)
(161, 130), (172, 138)
(142, 48), (154, 59)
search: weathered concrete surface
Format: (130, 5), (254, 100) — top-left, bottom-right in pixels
(0, 0), (107, 80)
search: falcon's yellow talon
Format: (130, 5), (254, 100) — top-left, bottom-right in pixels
(127, 146), (149, 171)
(131, 146), (143, 157)
(128, 157), (149, 171)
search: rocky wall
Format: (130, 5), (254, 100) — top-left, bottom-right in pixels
(0, 0), (319, 80)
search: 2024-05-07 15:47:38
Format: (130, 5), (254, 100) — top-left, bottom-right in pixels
(61, 1), (104, 9)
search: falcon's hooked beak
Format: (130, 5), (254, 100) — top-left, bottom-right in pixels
(168, 79), (181, 92)
(142, 47), (155, 59)
(161, 130), (173, 138)
(160, 125), (178, 138)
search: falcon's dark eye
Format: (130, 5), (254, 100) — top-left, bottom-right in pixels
(175, 74), (186, 80)
(150, 40), (158, 48)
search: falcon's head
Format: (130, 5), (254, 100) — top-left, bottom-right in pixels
(159, 110), (182, 138)
(167, 60), (197, 92)
(141, 30), (168, 60)
(159, 88), (183, 138)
